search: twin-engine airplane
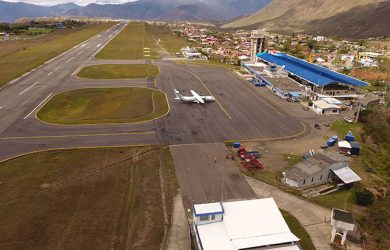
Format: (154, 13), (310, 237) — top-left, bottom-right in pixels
(174, 89), (215, 104)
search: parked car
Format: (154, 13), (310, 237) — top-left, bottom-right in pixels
(320, 144), (329, 149)
(344, 117), (354, 124)
(314, 124), (321, 130)
(323, 121), (330, 127)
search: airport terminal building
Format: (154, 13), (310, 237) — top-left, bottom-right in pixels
(255, 52), (369, 100)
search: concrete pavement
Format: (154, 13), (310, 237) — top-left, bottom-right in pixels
(167, 194), (190, 250)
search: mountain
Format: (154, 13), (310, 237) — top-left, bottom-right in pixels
(65, 0), (272, 21)
(0, 1), (81, 22)
(223, 0), (389, 38)
(0, 0), (271, 23)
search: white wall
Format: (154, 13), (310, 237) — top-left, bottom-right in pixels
(194, 214), (223, 226)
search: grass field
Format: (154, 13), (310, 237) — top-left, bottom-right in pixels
(96, 22), (160, 59)
(0, 146), (178, 249)
(37, 88), (169, 125)
(77, 64), (159, 79)
(281, 210), (315, 250)
(145, 24), (188, 54)
(0, 23), (115, 87)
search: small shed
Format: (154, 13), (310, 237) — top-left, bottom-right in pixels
(312, 100), (341, 115)
(288, 91), (299, 101)
(331, 209), (355, 246)
(338, 141), (351, 154)
(193, 202), (224, 226)
(350, 141), (360, 155)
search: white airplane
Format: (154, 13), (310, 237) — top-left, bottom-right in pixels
(174, 89), (215, 104)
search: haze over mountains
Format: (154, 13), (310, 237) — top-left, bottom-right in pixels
(0, 0), (271, 22)
(1, 0), (389, 38)
(223, 0), (390, 38)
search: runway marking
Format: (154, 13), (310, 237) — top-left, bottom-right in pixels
(97, 44), (101, 47)
(48, 72), (53, 76)
(72, 67), (82, 76)
(77, 51), (83, 55)
(81, 44), (86, 47)
(65, 57), (74, 63)
(182, 68), (232, 120)
(24, 93), (52, 120)
(54, 66), (60, 72)
(0, 131), (156, 140)
(19, 81), (39, 95)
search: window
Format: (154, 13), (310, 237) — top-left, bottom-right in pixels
(211, 214), (215, 220)
(199, 215), (209, 221)
(311, 177), (314, 183)
(320, 175), (323, 180)
(303, 179), (306, 185)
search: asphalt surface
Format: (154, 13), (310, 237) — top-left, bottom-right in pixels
(0, 22), (305, 161)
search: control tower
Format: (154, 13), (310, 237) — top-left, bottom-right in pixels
(251, 30), (266, 61)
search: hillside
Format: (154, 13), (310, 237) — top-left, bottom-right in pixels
(222, 0), (388, 38)
(0, 0), (271, 23)
(0, 1), (81, 22)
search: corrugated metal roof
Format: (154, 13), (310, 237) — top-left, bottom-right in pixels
(331, 166), (362, 184)
(257, 52), (368, 87)
(194, 202), (223, 216)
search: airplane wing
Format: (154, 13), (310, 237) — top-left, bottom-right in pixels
(190, 90), (205, 104)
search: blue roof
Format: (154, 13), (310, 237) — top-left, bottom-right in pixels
(257, 52), (368, 87)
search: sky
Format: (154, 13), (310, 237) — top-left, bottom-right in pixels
(3, 0), (137, 6)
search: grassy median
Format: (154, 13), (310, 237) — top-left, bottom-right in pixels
(77, 64), (159, 79)
(0, 146), (179, 249)
(37, 88), (168, 125)
(0, 22), (115, 87)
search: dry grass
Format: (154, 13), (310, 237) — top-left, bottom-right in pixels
(0, 23), (115, 87)
(0, 146), (178, 250)
(77, 64), (160, 79)
(96, 22), (160, 60)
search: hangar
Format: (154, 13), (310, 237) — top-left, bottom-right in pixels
(193, 198), (300, 250)
(256, 52), (369, 100)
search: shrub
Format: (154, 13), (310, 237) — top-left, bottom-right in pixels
(355, 189), (374, 206)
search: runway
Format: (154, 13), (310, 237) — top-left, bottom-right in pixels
(0, 23), (306, 161)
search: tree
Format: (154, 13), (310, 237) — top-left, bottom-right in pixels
(355, 189), (374, 206)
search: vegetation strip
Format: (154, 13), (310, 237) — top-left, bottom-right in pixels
(37, 87), (169, 125)
(77, 64), (159, 79)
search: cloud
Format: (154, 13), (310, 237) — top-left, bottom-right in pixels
(2, 0), (137, 6)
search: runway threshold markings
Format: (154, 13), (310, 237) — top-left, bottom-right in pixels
(182, 68), (233, 120)
(47, 72), (53, 76)
(24, 93), (52, 120)
(19, 81), (39, 95)
(0, 131), (156, 140)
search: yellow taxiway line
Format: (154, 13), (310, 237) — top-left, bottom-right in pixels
(0, 131), (155, 140)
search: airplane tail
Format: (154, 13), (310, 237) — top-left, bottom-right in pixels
(174, 89), (183, 100)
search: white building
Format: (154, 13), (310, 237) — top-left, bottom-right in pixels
(283, 154), (361, 189)
(193, 198), (300, 250)
(313, 36), (326, 42)
(331, 209), (355, 246)
(312, 100), (341, 115)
